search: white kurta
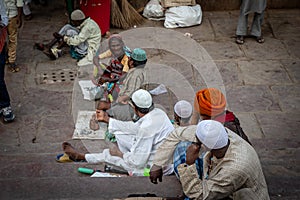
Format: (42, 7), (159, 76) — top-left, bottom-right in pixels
(85, 108), (174, 176)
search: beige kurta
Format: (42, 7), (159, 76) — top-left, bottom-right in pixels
(118, 65), (146, 97)
(153, 127), (270, 200)
(64, 17), (101, 62)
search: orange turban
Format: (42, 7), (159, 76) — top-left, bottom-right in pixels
(194, 88), (226, 117)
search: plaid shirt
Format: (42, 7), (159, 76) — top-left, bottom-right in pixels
(154, 126), (270, 200)
(201, 130), (270, 200)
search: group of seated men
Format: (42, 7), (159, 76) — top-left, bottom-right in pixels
(53, 10), (270, 200)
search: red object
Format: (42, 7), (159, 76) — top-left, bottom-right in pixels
(80, 0), (111, 35)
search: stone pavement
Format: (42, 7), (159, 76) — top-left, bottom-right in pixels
(0, 1), (299, 199)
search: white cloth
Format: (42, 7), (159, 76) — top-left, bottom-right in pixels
(64, 17), (101, 62)
(85, 108), (175, 176)
(4, 0), (24, 18)
(196, 120), (228, 149)
(131, 89), (152, 108)
(174, 100), (192, 118)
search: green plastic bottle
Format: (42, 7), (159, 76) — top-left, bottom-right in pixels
(143, 165), (150, 177)
(78, 167), (94, 175)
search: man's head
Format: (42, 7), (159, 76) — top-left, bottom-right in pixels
(174, 100), (193, 126)
(186, 120), (229, 165)
(70, 9), (86, 26)
(130, 89), (153, 116)
(194, 88), (226, 119)
(196, 120), (228, 150)
(108, 34), (125, 59)
(129, 48), (147, 68)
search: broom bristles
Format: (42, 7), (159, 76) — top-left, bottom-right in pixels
(111, 0), (130, 29)
(120, 0), (145, 27)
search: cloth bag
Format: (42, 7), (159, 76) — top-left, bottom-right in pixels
(164, 4), (202, 28)
(143, 0), (165, 20)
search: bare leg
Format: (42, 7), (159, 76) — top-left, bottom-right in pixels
(62, 142), (86, 161)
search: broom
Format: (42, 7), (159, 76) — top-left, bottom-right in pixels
(119, 0), (145, 28)
(111, 0), (130, 29)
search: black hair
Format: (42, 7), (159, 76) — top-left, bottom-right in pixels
(131, 99), (154, 114)
(132, 59), (147, 67)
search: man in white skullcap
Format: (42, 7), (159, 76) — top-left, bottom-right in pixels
(151, 100), (202, 199)
(35, 9), (101, 66)
(151, 120), (270, 200)
(173, 100), (193, 127)
(61, 89), (174, 176)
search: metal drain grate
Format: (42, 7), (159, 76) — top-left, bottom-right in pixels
(39, 69), (77, 84)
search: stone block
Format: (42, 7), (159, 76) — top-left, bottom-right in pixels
(226, 86), (281, 112)
(238, 60), (292, 85)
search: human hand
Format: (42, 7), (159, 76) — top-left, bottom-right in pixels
(186, 143), (201, 165)
(117, 95), (129, 104)
(93, 55), (100, 66)
(96, 110), (109, 123)
(149, 164), (163, 184)
(97, 77), (105, 85)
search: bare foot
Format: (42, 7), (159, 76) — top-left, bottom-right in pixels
(62, 142), (86, 161)
(109, 143), (123, 158)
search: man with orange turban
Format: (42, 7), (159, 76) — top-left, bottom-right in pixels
(150, 88), (251, 199)
(192, 88), (250, 144)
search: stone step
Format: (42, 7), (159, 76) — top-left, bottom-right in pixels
(0, 176), (182, 199)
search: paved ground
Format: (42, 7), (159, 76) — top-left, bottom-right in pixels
(0, 1), (299, 199)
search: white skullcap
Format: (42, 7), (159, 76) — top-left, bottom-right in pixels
(196, 120), (228, 149)
(131, 89), (152, 108)
(174, 100), (193, 118)
(71, 10), (86, 21)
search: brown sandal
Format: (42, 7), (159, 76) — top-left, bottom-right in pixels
(8, 63), (20, 73)
(256, 36), (265, 43)
(236, 35), (244, 44)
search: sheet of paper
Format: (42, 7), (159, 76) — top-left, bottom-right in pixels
(78, 80), (97, 100)
(72, 111), (106, 140)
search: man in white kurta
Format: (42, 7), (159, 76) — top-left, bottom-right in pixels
(150, 120), (270, 199)
(63, 89), (174, 176)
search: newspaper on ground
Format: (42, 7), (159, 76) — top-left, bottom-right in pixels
(91, 172), (124, 177)
(78, 80), (103, 101)
(72, 111), (106, 140)
(149, 84), (168, 95)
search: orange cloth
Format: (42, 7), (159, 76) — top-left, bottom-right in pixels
(194, 88), (226, 117)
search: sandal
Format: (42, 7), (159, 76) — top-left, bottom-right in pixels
(8, 63), (20, 73)
(256, 36), (265, 43)
(236, 35), (244, 44)
(42, 48), (57, 60)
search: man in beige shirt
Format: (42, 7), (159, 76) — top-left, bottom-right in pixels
(150, 120), (270, 200)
